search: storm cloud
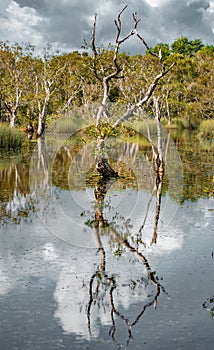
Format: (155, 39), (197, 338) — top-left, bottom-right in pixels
(0, 0), (213, 53)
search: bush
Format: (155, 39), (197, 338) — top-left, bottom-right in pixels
(0, 124), (25, 151)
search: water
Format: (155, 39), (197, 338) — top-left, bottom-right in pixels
(0, 128), (213, 350)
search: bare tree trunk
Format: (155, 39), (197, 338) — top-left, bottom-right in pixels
(91, 7), (138, 176)
(8, 107), (17, 128)
(4, 88), (22, 128)
(165, 90), (171, 125)
(95, 136), (119, 178)
(37, 80), (51, 137)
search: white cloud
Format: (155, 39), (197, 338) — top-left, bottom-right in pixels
(0, 1), (46, 46)
(145, 0), (166, 6)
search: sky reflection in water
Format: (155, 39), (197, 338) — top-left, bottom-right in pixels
(0, 126), (214, 349)
(0, 188), (214, 349)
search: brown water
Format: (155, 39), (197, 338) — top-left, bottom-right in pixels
(0, 127), (213, 350)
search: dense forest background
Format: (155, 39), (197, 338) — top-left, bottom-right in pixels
(0, 36), (214, 130)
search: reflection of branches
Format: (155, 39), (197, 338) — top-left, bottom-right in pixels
(86, 171), (165, 347)
(138, 97), (164, 245)
(107, 228), (164, 347)
(0, 164), (34, 221)
(123, 239), (161, 309)
(87, 177), (116, 336)
(109, 280), (133, 346)
(152, 97), (164, 244)
(85, 100), (167, 345)
(137, 186), (156, 247)
(87, 216), (165, 346)
(37, 136), (49, 188)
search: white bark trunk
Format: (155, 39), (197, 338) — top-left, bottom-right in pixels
(5, 88), (22, 128)
(37, 81), (51, 137)
(9, 109), (17, 128)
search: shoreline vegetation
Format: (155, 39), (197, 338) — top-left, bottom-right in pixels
(0, 37), (213, 137)
(0, 124), (25, 152)
(0, 117), (213, 152)
(0, 34), (213, 151)
(0, 123), (213, 204)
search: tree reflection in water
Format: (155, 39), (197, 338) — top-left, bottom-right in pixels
(0, 107), (173, 347)
(86, 107), (167, 347)
(0, 136), (49, 223)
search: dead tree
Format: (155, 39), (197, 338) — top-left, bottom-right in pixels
(91, 5), (138, 128)
(90, 6), (173, 178)
(91, 7), (174, 128)
(91, 6), (137, 178)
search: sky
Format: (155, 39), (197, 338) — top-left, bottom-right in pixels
(0, 0), (214, 54)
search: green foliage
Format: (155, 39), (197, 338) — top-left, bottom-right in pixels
(0, 38), (214, 129)
(171, 37), (204, 56)
(85, 123), (136, 139)
(149, 42), (171, 59)
(204, 176), (214, 197)
(0, 123), (25, 151)
(199, 45), (214, 55)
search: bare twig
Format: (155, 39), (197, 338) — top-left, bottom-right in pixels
(113, 17), (174, 127)
(90, 6), (141, 127)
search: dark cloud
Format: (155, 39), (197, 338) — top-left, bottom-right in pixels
(15, 0), (47, 11)
(187, 0), (210, 10)
(156, 0), (214, 43)
(1, 0), (214, 53)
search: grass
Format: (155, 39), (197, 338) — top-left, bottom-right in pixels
(198, 119), (214, 139)
(173, 117), (199, 130)
(0, 123), (25, 152)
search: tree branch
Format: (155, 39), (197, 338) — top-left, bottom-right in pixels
(113, 62), (174, 127)
(91, 6), (141, 128)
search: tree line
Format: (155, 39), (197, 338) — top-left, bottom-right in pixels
(0, 37), (213, 133)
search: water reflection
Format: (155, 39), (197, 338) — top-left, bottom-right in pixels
(79, 113), (167, 346)
(21, 117), (170, 345)
(0, 118), (214, 348)
(88, 178), (166, 346)
(0, 159), (33, 223)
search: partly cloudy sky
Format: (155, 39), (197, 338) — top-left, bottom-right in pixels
(0, 0), (214, 54)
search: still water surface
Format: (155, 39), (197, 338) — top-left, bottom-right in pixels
(0, 129), (213, 350)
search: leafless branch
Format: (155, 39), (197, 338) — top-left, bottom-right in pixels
(113, 62), (174, 127)
(90, 6), (142, 127)
(91, 14), (102, 83)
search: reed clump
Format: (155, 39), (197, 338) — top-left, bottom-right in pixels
(0, 124), (25, 151)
